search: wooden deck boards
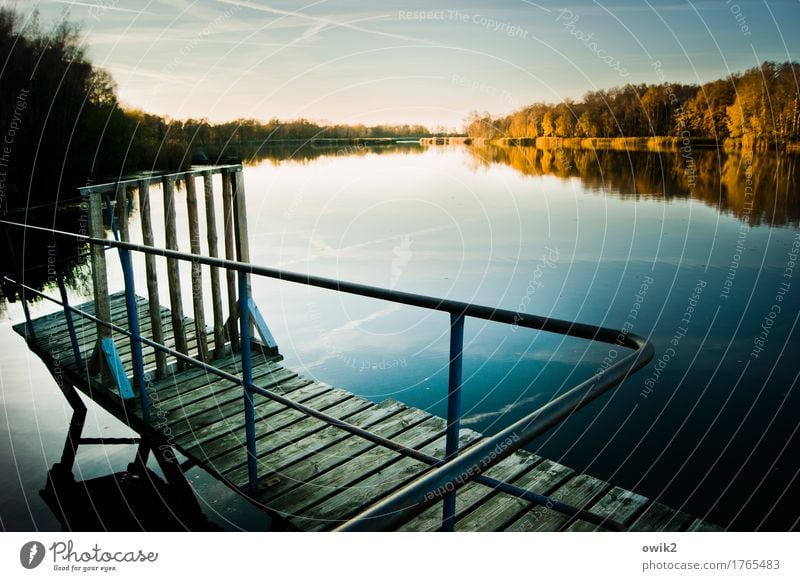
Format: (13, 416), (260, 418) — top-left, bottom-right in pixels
(13, 293), (721, 532)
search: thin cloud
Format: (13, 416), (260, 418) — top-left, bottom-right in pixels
(53, 0), (153, 15)
(214, 0), (436, 45)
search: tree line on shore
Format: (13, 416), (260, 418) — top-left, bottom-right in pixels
(3, 7), (799, 211)
(464, 62), (800, 146)
(0, 9), (430, 209)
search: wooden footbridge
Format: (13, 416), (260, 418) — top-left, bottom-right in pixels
(3, 165), (720, 531)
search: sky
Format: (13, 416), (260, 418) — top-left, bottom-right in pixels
(19, 0), (800, 129)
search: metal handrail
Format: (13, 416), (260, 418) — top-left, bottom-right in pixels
(1, 218), (654, 531)
(76, 164), (242, 194)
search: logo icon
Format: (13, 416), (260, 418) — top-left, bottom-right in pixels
(20, 541), (46, 569)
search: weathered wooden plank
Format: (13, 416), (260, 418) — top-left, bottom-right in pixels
(242, 402), (429, 496)
(185, 173), (209, 362)
(140, 352), (245, 402)
(153, 365), (296, 427)
(188, 388), (356, 465)
(302, 429), (483, 531)
(87, 188), (111, 341)
(150, 361), (291, 418)
(203, 171), (225, 358)
(19, 288), (715, 532)
(162, 175), (189, 366)
(630, 502), (693, 532)
(174, 377), (327, 450)
(567, 486), (649, 531)
(268, 416), (449, 521)
(398, 450), (542, 532)
(504, 474), (611, 532)
(167, 376), (314, 441)
(458, 459), (574, 531)
(209, 391), (371, 475)
(138, 179), (168, 378)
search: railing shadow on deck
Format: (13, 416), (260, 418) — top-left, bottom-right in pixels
(0, 165), (655, 532)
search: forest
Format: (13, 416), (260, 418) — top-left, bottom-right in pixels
(0, 9), (429, 210)
(3, 7), (799, 211)
(464, 61), (800, 146)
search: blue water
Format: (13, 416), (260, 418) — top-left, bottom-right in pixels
(2, 145), (798, 530)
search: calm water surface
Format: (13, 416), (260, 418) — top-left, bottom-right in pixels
(2, 144), (798, 530)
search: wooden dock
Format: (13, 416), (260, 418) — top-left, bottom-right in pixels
(15, 292), (721, 532)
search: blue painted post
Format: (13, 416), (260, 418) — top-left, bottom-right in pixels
(19, 284), (36, 343)
(239, 270), (258, 491)
(442, 312), (465, 531)
(56, 270), (83, 371)
(119, 247), (149, 421)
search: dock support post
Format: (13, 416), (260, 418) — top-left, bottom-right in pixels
(86, 187), (134, 399)
(139, 179), (168, 379)
(239, 270), (258, 492)
(163, 175), (189, 369)
(117, 185), (150, 420)
(54, 247), (83, 372)
(203, 171), (226, 359)
(442, 312), (465, 532)
(232, 169), (254, 340)
(221, 170), (239, 352)
(185, 173), (209, 362)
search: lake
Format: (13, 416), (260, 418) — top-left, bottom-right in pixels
(1, 143), (798, 531)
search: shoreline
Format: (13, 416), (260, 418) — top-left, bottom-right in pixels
(420, 136), (800, 152)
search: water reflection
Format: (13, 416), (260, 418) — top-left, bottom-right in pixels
(464, 144), (800, 226)
(41, 409), (221, 532)
(203, 140), (424, 167)
(0, 204), (93, 307)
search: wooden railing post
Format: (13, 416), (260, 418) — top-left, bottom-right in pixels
(116, 184), (150, 419)
(87, 187), (112, 343)
(232, 168), (254, 339)
(185, 173), (209, 362)
(204, 171), (226, 359)
(221, 169), (239, 352)
(138, 179), (167, 379)
(162, 175), (189, 368)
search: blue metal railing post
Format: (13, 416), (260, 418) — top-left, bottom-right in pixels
(118, 247), (149, 420)
(55, 258), (83, 371)
(19, 283), (36, 342)
(442, 311), (465, 531)
(239, 270), (258, 491)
